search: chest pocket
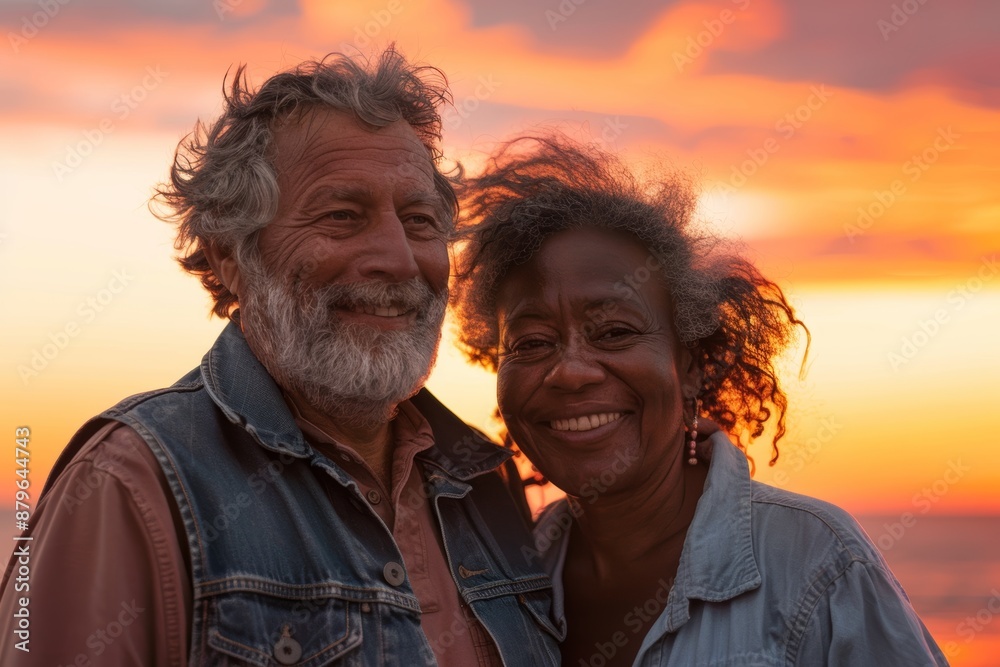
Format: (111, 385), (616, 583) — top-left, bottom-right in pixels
(204, 592), (364, 666)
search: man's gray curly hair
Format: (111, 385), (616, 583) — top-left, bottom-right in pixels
(153, 46), (456, 318)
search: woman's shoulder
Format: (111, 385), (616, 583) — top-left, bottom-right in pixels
(747, 480), (884, 565)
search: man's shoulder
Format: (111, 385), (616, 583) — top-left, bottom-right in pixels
(62, 420), (150, 468)
(42, 367), (206, 493)
(101, 367), (205, 417)
(37, 421), (175, 530)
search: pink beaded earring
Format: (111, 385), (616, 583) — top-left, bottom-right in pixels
(687, 398), (702, 465)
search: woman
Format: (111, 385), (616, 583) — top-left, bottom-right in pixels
(452, 136), (948, 666)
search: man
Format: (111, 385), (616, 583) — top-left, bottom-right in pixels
(0, 48), (561, 665)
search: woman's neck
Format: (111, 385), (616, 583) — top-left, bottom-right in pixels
(568, 458), (708, 581)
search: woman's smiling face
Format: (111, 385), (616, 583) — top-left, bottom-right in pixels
(495, 227), (699, 498)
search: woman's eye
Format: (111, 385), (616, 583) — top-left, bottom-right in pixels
(504, 338), (552, 356)
(596, 326), (636, 341)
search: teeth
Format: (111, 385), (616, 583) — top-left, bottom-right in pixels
(350, 304), (406, 317)
(550, 413), (622, 432)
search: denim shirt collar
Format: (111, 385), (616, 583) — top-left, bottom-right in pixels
(200, 321), (511, 478)
(657, 432), (762, 632)
(542, 432), (761, 639)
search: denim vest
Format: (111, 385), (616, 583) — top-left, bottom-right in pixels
(52, 323), (561, 666)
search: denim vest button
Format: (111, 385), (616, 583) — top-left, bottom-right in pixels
(383, 561), (406, 586)
(366, 489), (382, 505)
(274, 626), (302, 665)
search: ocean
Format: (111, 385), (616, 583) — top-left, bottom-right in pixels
(856, 515), (1000, 667)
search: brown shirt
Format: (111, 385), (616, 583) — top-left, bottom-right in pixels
(0, 400), (501, 666)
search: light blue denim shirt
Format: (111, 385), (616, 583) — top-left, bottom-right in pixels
(534, 432), (948, 666)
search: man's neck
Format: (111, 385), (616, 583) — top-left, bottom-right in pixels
(284, 391), (396, 487)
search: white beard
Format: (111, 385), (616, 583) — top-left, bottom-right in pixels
(238, 258), (446, 429)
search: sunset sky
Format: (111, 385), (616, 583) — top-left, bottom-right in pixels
(2, 1), (998, 521)
(2, 0), (999, 663)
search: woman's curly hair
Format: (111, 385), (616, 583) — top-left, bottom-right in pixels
(451, 135), (808, 465)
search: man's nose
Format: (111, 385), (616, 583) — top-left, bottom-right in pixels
(357, 213), (421, 283)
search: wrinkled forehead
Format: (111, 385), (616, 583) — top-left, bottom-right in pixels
(519, 227), (655, 283)
(498, 227), (669, 311)
(269, 106), (436, 180)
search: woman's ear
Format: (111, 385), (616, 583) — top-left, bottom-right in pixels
(202, 242), (243, 298)
(678, 345), (703, 400)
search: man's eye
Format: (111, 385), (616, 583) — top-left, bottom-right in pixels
(323, 210), (356, 222)
(405, 213), (438, 228)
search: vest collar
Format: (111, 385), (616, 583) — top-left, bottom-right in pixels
(201, 321), (312, 458)
(410, 389), (513, 480)
(201, 321), (512, 476)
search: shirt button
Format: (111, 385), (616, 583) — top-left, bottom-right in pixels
(383, 561), (406, 586)
(273, 626), (302, 665)
(366, 489), (382, 505)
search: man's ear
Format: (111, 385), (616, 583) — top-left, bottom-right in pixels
(202, 241), (243, 298)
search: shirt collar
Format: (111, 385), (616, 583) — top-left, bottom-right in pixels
(409, 389), (514, 480)
(658, 432), (762, 632)
(541, 432), (761, 636)
(290, 396), (437, 502)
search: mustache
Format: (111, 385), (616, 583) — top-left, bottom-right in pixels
(305, 278), (444, 318)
